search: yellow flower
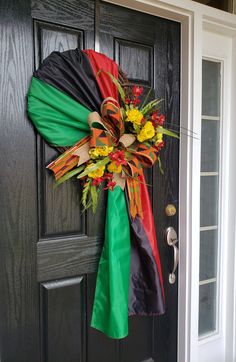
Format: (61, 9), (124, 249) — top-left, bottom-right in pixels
(86, 163), (105, 179)
(126, 109), (143, 125)
(97, 146), (113, 156)
(155, 127), (163, 146)
(89, 146), (113, 159)
(107, 162), (122, 173)
(89, 148), (99, 159)
(137, 121), (155, 142)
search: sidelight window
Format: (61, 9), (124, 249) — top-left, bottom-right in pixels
(198, 59), (222, 338)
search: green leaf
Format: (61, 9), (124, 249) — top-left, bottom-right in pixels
(90, 185), (98, 213)
(140, 87), (153, 110)
(141, 99), (163, 115)
(156, 127), (179, 139)
(121, 107), (126, 120)
(55, 165), (85, 186)
(82, 180), (91, 209)
(157, 155), (164, 175)
(77, 157), (110, 179)
(133, 123), (141, 133)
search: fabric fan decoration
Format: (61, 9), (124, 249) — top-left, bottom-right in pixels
(28, 48), (178, 339)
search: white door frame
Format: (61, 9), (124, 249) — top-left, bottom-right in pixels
(104, 1), (236, 361)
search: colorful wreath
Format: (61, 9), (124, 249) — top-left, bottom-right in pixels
(28, 49), (178, 339)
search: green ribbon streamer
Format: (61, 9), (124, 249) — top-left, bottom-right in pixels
(28, 77), (90, 146)
(91, 187), (130, 338)
(27, 77), (131, 339)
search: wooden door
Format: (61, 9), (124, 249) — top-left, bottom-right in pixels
(0, 1), (180, 361)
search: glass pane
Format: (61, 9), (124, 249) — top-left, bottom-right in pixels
(199, 59), (221, 339)
(199, 282), (217, 336)
(199, 230), (218, 281)
(202, 60), (221, 116)
(201, 119), (220, 172)
(200, 176), (219, 227)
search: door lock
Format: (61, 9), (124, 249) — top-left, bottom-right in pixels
(166, 227), (179, 284)
(165, 204), (177, 217)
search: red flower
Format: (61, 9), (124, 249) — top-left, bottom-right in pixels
(92, 177), (103, 186)
(103, 173), (113, 181)
(131, 98), (141, 107)
(151, 111), (159, 126)
(132, 86), (143, 97)
(103, 180), (116, 191)
(109, 149), (127, 166)
(156, 140), (165, 151)
(151, 111), (165, 126)
(151, 111), (159, 121)
(91, 173), (114, 186)
(125, 98), (131, 105)
(158, 114), (165, 126)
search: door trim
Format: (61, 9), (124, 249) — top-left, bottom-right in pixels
(103, 1), (236, 361)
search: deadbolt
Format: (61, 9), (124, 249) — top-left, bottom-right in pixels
(165, 204), (176, 217)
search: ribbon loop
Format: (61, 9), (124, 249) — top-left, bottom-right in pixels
(101, 99), (124, 141)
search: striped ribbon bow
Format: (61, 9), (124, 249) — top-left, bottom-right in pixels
(47, 97), (158, 218)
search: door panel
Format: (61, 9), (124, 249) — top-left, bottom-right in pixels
(0, 0), (180, 361)
(41, 277), (86, 362)
(99, 3), (180, 362)
(35, 21), (85, 237)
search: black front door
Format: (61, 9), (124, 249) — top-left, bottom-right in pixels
(0, 1), (180, 361)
